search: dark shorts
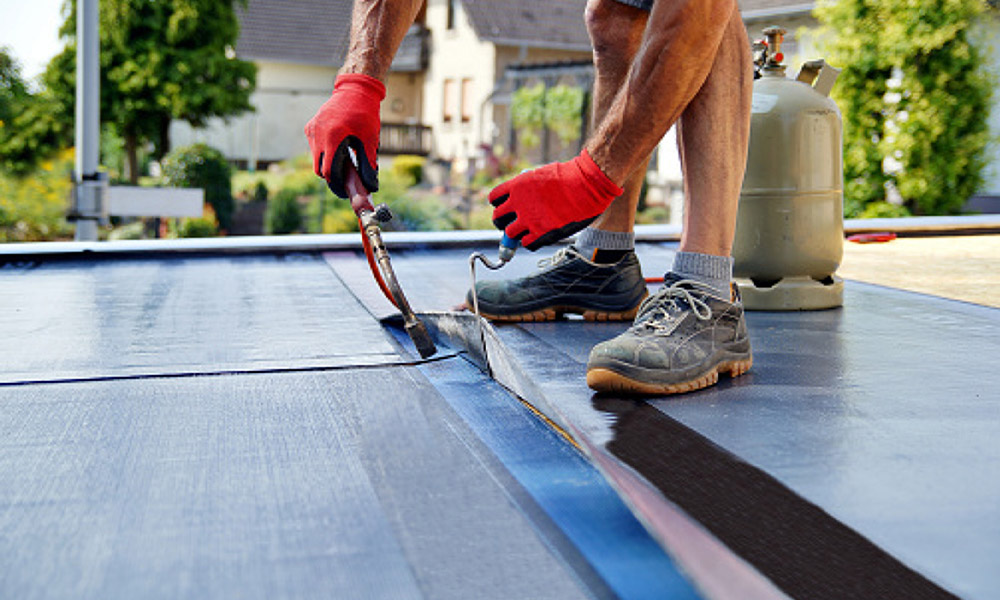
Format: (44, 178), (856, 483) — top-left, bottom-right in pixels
(613, 0), (653, 10)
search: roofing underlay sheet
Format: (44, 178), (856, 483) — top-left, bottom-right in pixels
(2, 240), (998, 599)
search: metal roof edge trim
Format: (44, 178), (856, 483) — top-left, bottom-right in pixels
(0, 227), (680, 259)
(842, 214), (1000, 235)
(2, 215), (998, 259)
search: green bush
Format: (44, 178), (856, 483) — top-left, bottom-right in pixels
(178, 217), (219, 238)
(0, 149), (74, 242)
(304, 195), (356, 233)
(108, 221), (146, 240)
(161, 144), (234, 230)
(389, 155), (426, 186)
(817, 0), (994, 216)
(636, 205), (671, 225)
(251, 180), (269, 203)
(284, 153), (315, 172)
(323, 208), (360, 233)
(374, 170), (459, 232)
(280, 169), (327, 199)
(859, 201), (912, 219)
(511, 83), (585, 149)
(267, 189), (303, 234)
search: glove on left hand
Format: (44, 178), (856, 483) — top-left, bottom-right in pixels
(305, 73), (386, 198)
(489, 150), (623, 251)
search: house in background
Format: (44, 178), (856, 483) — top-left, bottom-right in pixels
(171, 0), (999, 214)
(169, 0), (592, 174)
(169, 0), (432, 170)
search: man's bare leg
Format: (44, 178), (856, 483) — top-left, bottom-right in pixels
(585, 0), (737, 185)
(585, 2), (754, 395)
(584, 0), (650, 234)
(677, 7), (753, 258)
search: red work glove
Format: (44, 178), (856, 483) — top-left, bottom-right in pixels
(305, 73), (386, 198)
(490, 150), (623, 251)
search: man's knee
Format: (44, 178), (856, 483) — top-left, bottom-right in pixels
(585, 0), (645, 62)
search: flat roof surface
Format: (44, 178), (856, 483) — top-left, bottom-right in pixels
(0, 252), (703, 600)
(839, 234), (1000, 308)
(2, 236), (998, 599)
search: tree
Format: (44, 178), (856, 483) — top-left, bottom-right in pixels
(161, 143), (234, 231)
(46, 0), (257, 182)
(0, 48), (73, 176)
(267, 189), (303, 235)
(0, 48), (29, 126)
(511, 83), (585, 154)
(816, 0), (994, 216)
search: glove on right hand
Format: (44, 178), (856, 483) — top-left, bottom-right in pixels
(489, 150), (623, 251)
(305, 73), (386, 198)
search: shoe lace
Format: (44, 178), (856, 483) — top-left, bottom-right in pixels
(536, 247), (571, 269)
(635, 279), (713, 333)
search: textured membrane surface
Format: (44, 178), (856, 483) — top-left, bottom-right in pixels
(0, 252), (701, 600)
(363, 242), (1000, 600)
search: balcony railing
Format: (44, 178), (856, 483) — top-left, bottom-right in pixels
(380, 122), (433, 157)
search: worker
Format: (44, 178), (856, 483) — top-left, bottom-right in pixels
(306, 0), (753, 395)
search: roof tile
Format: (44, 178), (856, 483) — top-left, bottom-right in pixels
(460, 0), (590, 50)
(236, 0), (353, 66)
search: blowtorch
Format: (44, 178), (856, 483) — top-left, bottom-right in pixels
(345, 148), (437, 358)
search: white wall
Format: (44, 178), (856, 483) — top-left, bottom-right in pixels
(422, 0), (497, 170)
(975, 16), (1000, 197)
(383, 72), (424, 124)
(170, 60), (338, 166)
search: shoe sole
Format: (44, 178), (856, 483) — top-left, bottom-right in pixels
(586, 356), (753, 395)
(479, 304), (640, 323)
(478, 292), (649, 323)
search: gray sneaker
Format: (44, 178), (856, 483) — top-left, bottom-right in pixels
(467, 246), (648, 322)
(586, 275), (752, 395)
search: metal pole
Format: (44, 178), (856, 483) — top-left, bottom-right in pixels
(74, 0), (101, 241)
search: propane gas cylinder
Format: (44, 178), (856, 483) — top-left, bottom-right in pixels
(732, 26), (844, 310)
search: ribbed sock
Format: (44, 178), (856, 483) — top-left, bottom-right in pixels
(669, 251), (733, 300)
(574, 227), (634, 264)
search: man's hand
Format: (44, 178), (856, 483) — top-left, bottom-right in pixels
(305, 73), (385, 198)
(489, 150), (623, 251)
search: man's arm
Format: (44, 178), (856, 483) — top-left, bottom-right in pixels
(305, 0), (423, 196)
(586, 0), (736, 183)
(489, 0), (738, 250)
(342, 0), (425, 79)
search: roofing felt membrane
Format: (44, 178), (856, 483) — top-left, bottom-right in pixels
(0, 251), (700, 600)
(2, 240), (998, 599)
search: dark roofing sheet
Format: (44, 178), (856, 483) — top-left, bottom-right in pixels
(354, 242), (1000, 600)
(0, 255), (398, 384)
(1, 370), (592, 599)
(0, 251), (702, 599)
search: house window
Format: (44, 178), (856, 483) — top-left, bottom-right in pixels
(446, 0), (457, 30)
(460, 78), (473, 123)
(443, 79), (456, 123)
